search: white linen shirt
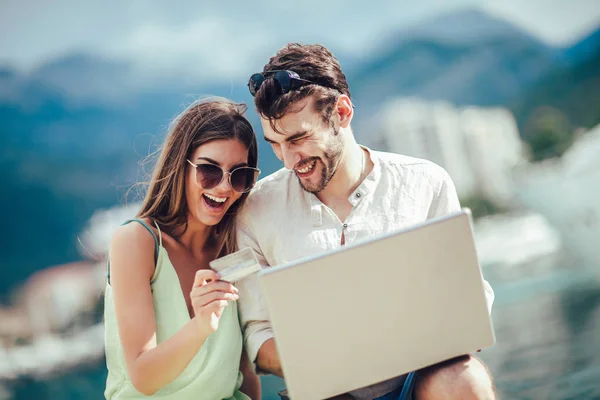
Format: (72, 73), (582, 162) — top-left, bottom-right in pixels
(235, 147), (495, 398)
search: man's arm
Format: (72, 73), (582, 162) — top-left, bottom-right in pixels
(236, 218), (283, 375)
(256, 338), (284, 377)
(428, 166), (495, 314)
(239, 348), (261, 399)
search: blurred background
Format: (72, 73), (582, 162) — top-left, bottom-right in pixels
(1, 0), (599, 399)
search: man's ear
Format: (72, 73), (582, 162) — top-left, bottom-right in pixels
(336, 95), (353, 128)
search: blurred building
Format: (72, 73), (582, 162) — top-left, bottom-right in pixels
(366, 98), (527, 206)
(513, 123), (600, 269)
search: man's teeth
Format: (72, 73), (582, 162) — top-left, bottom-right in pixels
(297, 160), (316, 174)
(204, 194), (227, 203)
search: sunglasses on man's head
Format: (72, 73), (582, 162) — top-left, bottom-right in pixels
(248, 70), (333, 97)
(187, 160), (260, 193)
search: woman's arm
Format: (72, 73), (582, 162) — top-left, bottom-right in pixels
(239, 348), (261, 399)
(110, 223), (237, 395)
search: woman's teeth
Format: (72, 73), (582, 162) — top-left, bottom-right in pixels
(204, 194), (227, 203)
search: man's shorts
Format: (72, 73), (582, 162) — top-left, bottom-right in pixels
(276, 371), (417, 400)
(374, 371), (417, 400)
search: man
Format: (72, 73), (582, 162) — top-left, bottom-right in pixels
(236, 43), (496, 400)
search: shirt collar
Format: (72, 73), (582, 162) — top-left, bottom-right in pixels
(310, 195), (323, 227)
(348, 145), (379, 207)
(309, 145), (380, 226)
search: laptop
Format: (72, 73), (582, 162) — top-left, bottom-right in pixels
(257, 208), (495, 400)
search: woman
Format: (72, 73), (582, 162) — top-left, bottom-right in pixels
(104, 98), (261, 399)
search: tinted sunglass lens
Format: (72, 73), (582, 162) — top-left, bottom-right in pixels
(196, 164), (223, 189)
(273, 70), (292, 93)
(248, 73), (265, 96)
(231, 168), (257, 193)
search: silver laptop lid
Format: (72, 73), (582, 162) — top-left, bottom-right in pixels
(258, 209), (495, 399)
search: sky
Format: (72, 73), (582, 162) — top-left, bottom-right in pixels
(1, 0), (599, 83)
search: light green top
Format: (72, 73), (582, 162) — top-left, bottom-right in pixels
(104, 219), (249, 400)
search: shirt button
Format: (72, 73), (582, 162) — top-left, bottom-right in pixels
(343, 223), (348, 228)
(356, 192), (362, 198)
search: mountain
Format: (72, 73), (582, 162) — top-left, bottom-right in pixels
(0, 53), (283, 189)
(561, 26), (600, 65)
(388, 8), (543, 45)
(348, 8), (556, 128)
(511, 26), (600, 131)
(507, 26), (600, 160)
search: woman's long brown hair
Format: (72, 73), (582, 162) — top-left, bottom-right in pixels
(136, 97), (258, 257)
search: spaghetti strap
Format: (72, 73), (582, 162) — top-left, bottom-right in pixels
(153, 220), (163, 249)
(106, 218), (160, 285)
(121, 219), (159, 257)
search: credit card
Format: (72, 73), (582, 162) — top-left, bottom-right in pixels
(209, 247), (261, 282)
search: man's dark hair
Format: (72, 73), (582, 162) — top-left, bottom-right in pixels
(254, 43), (351, 124)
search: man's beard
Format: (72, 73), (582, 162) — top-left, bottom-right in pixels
(296, 127), (344, 194)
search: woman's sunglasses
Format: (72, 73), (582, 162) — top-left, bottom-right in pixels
(187, 160), (260, 193)
(248, 70), (336, 97)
